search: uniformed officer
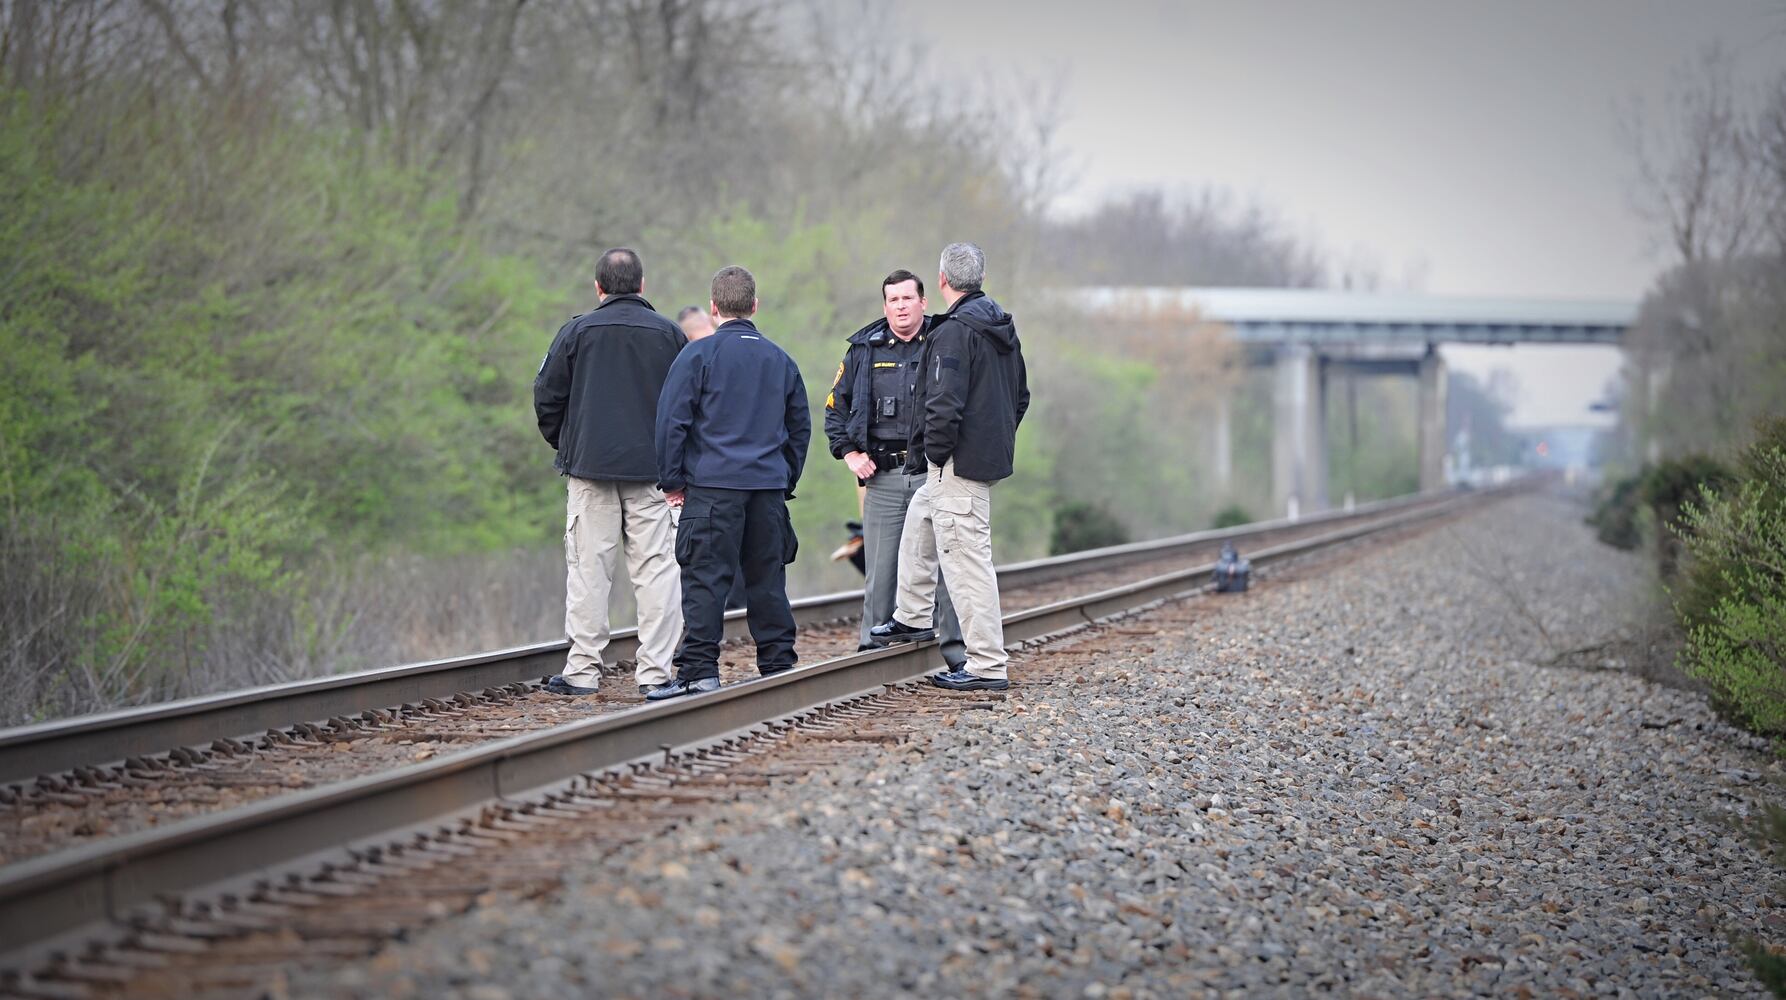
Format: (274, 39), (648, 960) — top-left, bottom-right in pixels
(824, 269), (966, 668)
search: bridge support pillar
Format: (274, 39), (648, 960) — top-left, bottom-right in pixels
(1272, 345), (1328, 518)
(1418, 347), (1448, 491)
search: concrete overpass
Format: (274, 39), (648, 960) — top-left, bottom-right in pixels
(1081, 288), (1637, 516)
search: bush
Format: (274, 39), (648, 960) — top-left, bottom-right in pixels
(1742, 805), (1786, 996)
(1587, 457), (1733, 575)
(1587, 472), (1644, 550)
(1674, 418), (1786, 736)
(1211, 504), (1254, 530)
(1049, 501), (1129, 555)
(1644, 454), (1735, 577)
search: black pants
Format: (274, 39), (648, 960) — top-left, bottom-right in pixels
(673, 486), (798, 681)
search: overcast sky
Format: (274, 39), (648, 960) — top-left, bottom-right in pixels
(892, 0), (1786, 426)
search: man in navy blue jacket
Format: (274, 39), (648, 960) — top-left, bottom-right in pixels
(649, 265), (811, 699)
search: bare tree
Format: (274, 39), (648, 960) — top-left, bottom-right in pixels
(1621, 48), (1786, 457)
(1626, 46), (1770, 265)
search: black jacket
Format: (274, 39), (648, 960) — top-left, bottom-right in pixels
(906, 290), (1030, 482)
(822, 314), (933, 461)
(533, 294), (687, 482)
(656, 319), (811, 495)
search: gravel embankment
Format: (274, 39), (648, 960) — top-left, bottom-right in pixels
(299, 493), (1784, 998)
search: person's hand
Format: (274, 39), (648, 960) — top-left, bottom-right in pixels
(664, 489), (685, 508)
(844, 451), (878, 479)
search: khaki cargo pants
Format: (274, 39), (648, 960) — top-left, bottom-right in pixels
(892, 458), (1007, 679)
(564, 477), (682, 687)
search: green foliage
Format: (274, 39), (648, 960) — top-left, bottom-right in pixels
(1743, 939), (1786, 997)
(1741, 805), (1786, 996)
(1643, 454), (1734, 577)
(1211, 504), (1254, 529)
(1326, 376), (1421, 503)
(1673, 419), (1786, 737)
(1587, 471), (1644, 550)
(1049, 501), (1129, 556)
(1, 89), (562, 714)
(1588, 456), (1733, 578)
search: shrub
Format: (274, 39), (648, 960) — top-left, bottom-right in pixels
(1211, 504), (1254, 530)
(1645, 454), (1735, 577)
(1587, 457), (1733, 575)
(1587, 471), (1644, 550)
(1049, 501), (1129, 555)
(1674, 418), (1786, 736)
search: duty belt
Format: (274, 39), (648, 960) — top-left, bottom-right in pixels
(871, 448), (908, 472)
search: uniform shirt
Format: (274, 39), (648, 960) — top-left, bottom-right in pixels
(868, 330), (928, 445)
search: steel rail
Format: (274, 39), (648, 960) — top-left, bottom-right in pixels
(0, 488), (1500, 965)
(0, 489), (1459, 784)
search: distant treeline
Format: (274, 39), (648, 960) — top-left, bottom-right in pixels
(1, 1), (1443, 723)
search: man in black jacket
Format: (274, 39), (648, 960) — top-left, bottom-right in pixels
(533, 248), (686, 699)
(869, 242), (1029, 691)
(824, 269), (965, 666)
(648, 265), (810, 700)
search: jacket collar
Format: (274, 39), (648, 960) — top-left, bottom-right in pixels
(595, 292), (654, 311)
(943, 289), (986, 316)
(849, 314), (931, 347)
(715, 317), (759, 335)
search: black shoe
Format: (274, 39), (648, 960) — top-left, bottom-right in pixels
(759, 664), (795, 677)
(930, 669), (1009, 691)
(545, 675), (599, 697)
(645, 677), (722, 701)
(868, 619), (935, 646)
(640, 683), (675, 698)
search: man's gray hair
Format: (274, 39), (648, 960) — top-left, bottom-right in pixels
(939, 242), (985, 293)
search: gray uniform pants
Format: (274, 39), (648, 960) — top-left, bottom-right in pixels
(861, 469), (965, 668)
(892, 459), (1006, 679)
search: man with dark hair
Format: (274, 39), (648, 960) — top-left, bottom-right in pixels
(649, 265), (811, 699)
(824, 269), (966, 667)
(870, 242), (1029, 691)
(533, 247), (686, 698)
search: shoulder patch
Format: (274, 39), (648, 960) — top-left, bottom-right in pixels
(831, 362), (845, 387)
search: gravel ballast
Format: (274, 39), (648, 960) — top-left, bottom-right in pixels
(298, 493), (1785, 998)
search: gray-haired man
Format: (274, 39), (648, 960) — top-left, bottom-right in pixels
(869, 242), (1029, 690)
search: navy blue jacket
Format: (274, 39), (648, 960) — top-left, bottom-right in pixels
(656, 319), (811, 495)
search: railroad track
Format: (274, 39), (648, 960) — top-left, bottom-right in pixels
(0, 491), (1470, 874)
(0, 485), (1513, 994)
(0, 488), (1460, 795)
